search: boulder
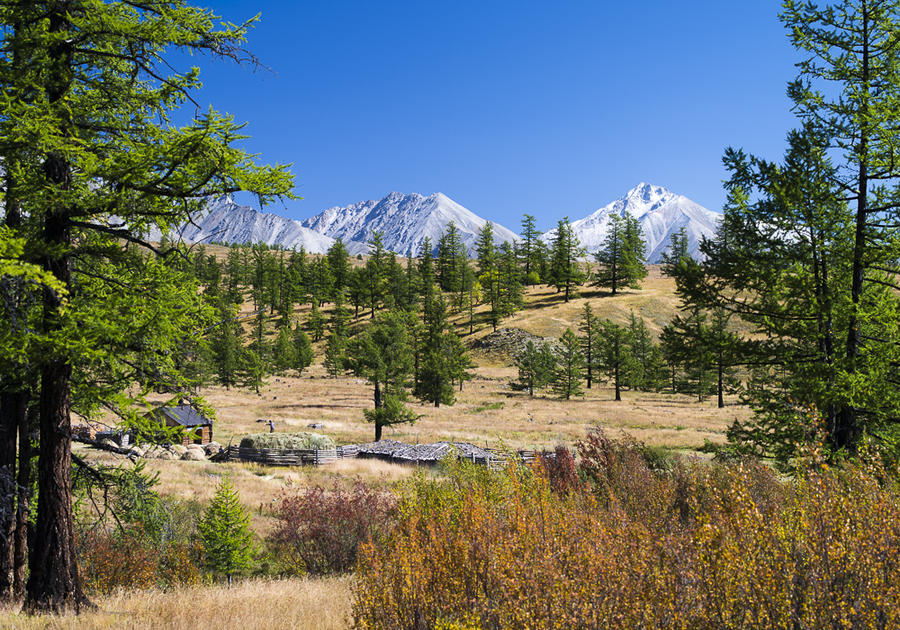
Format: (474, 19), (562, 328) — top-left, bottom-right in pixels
(170, 444), (188, 456)
(155, 450), (176, 461)
(181, 450), (206, 461)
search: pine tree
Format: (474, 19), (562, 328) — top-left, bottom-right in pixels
(239, 348), (267, 395)
(346, 310), (417, 441)
(212, 301), (245, 391)
(329, 291), (350, 337)
(198, 477), (253, 585)
(402, 252), (421, 311)
(595, 319), (630, 401)
(437, 222), (463, 293)
(415, 294), (457, 407)
(272, 326), (297, 374)
(326, 239), (351, 299)
(594, 214), (646, 294)
(549, 217), (586, 302)
(323, 334), (346, 379)
(659, 311), (716, 403)
(512, 341), (557, 397)
(347, 267), (367, 320)
(365, 232), (388, 317)
(0, 9), (291, 608)
(446, 333), (476, 392)
(497, 242), (524, 318)
(660, 227), (691, 278)
(519, 214), (542, 284)
(475, 222), (497, 278)
(578, 303), (598, 389)
(626, 312), (666, 392)
(292, 326), (314, 376)
(307, 300), (325, 342)
(552, 329), (586, 400)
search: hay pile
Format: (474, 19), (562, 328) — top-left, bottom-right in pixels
(239, 432), (335, 450)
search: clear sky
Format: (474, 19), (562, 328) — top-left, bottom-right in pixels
(183, 1), (799, 232)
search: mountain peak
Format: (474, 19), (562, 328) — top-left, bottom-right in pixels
(541, 183), (720, 263)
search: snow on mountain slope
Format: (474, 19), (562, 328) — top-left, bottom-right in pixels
(301, 191), (519, 256)
(166, 197), (343, 253)
(542, 183), (720, 263)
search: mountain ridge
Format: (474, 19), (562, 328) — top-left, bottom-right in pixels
(159, 184), (719, 262)
(300, 191), (520, 256)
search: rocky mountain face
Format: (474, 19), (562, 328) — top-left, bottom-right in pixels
(167, 196), (343, 253)
(300, 191), (519, 256)
(542, 183), (720, 263)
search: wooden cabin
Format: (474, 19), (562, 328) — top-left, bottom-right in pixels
(148, 404), (213, 446)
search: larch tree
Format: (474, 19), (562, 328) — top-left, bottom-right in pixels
(578, 302), (598, 389)
(549, 217), (585, 302)
(594, 319), (631, 402)
(552, 329), (586, 400)
(198, 477), (253, 585)
(0, 1), (292, 612)
(512, 340), (557, 397)
(594, 214), (646, 294)
(346, 310), (417, 441)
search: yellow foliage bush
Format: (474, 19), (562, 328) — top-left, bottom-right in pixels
(352, 433), (900, 629)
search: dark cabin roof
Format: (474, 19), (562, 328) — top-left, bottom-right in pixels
(152, 405), (212, 427)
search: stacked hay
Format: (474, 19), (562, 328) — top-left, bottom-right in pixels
(239, 432), (336, 451)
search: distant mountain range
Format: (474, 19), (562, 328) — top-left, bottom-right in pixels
(171, 197), (339, 253)
(542, 183), (720, 263)
(163, 184), (719, 263)
(300, 191), (519, 256)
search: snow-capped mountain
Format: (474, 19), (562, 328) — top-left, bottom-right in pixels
(301, 191), (519, 256)
(543, 183), (720, 263)
(166, 197), (344, 253)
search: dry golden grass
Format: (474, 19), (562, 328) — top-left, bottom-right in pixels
(184, 360), (747, 454)
(74, 261), (749, 530)
(0, 577), (352, 629)
(454, 265), (682, 345)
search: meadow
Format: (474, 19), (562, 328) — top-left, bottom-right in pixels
(1, 266), (759, 629)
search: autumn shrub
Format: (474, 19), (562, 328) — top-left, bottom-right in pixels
(537, 446), (579, 495)
(74, 460), (204, 594)
(353, 430), (900, 630)
(78, 527), (202, 595)
(268, 480), (396, 575)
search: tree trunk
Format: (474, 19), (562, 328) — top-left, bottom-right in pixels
(0, 391), (25, 602)
(717, 360), (724, 409)
(837, 2), (871, 453)
(614, 364), (621, 401)
(373, 380), (382, 442)
(26, 359), (88, 613)
(13, 398), (31, 602)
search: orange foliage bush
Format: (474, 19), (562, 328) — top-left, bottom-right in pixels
(353, 430), (900, 629)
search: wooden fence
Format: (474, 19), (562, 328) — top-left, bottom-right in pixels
(214, 445), (355, 466)
(212, 443), (537, 469)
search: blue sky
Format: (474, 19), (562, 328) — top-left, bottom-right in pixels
(184, 1), (798, 231)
